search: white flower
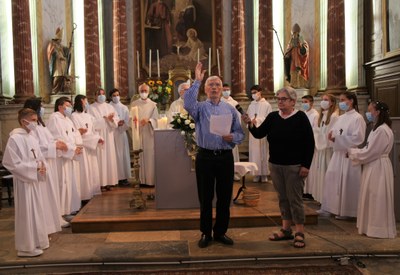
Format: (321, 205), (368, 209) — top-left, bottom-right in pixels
(180, 130), (185, 136)
(189, 123), (195, 129)
(180, 113), (187, 119)
(177, 118), (181, 123)
(185, 119), (190, 125)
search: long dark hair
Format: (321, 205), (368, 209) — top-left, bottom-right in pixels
(23, 97), (45, 126)
(371, 101), (392, 130)
(340, 91), (359, 112)
(74, 95), (87, 113)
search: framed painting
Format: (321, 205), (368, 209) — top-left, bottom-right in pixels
(383, 0), (400, 56)
(140, 0), (215, 78)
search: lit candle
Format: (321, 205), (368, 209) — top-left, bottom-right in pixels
(208, 48), (211, 75)
(149, 49), (152, 77)
(157, 49), (160, 78)
(197, 48), (200, 63)
(157, 117), (168, 129)
(131, 106), (141, 150)
(136, 50), (140, 79)
(217, 49), (221, 76)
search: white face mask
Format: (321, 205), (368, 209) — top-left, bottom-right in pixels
(84, 102), (90, 111)
(64, 106), (73, 117)
(320, 100), (330, 110)
(252, 93), (259, 101)
(112, 96), (120, 104)
(24, 120), (37, 131)
(97, 94), (106, 103)
(39, 107), (45, 118)
(222, 90), (231, 97)
(140, 92), (149, 100)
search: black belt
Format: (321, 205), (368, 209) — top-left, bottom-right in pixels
(198, 147), (232, 156)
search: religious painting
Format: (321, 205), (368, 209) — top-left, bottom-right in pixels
(141, 0), (214, 77)
(384, 0), (400, 55)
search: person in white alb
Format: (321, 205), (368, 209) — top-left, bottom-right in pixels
(167, 82), (189, 123)
(3, 108), (49, 257)
(322, 92), (366, 219)
(130, 84), (159, 187)
(88, 88), (119, 191)
(109, 88), (132, 186)
(247, 85), (272, 183)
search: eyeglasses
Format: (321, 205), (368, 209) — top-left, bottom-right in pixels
(276, 97), (290, 102)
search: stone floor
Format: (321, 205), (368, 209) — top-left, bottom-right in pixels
(1, 186), (400, 274)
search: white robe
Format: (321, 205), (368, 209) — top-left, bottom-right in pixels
(322, 109), (366, 217)
(221, 96), (241, 162)
(130, 98), (159, 186)
(88, 102), (119, 187)
(47, 112), (82, 215)
(247, 98), (272, 176)
(3, 128), (49, 252)
(348, 124), (397, 238)
(71, 112), (102, 198)
(110, 102), (132, 180)
(166, 97), (186, 123)
(30, 124), (62, 234)
(305, 111), (338, 202)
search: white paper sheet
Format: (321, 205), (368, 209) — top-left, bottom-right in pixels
(210, 114), (232, 136)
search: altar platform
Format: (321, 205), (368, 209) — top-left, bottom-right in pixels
(71, 180), (318, 233)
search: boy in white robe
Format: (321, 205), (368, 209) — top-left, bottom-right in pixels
(130, 83), (159, 186)
(109, 89), (132, 185)
(3, 108), (49, 257)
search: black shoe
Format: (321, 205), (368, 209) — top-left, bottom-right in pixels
(139, 184), (154, 188)
(214, 234), (234, 245)
(119, 179), (130, 186)
(198, 234), (212, 248)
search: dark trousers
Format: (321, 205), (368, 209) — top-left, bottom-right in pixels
(195, 149), (234, 237)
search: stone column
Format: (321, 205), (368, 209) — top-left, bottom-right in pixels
(12, 0), (34, 103)
(258, 0), (274, 98)
(231, 0), (247, 101)
(113, 0), (129, 100)
(84, 0), (101, 100)
(326, 0), (346, 94)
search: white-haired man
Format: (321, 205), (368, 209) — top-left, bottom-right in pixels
(167, 82), (190, 122)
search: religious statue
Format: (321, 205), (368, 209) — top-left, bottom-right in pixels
(47, 27), (72, 95)
(182, 28), (206, 62)
(284, 23), (309, 88)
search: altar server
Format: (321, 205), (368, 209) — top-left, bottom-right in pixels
(47, 97), (83, 216)
(109, 88), (132, 185)
(247, 85), (272, 182)
(348, 101), (396, 238)
(24, 98), (69, 231)
(3, 108), (49, 257)
(88, 88), (119, 190)
(130, 83), (159, 186)
(322, 92), (366, 219)
(71, 95), (103, 198)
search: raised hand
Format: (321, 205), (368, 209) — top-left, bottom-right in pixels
(195, 62), (206, 82)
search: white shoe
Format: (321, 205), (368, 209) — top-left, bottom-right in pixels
(234, 175), (241, 181)
(253, 176), (260, 183)
(61, 220), (71, 228)
(316, 209), (331, 216)
(261, 176), (268, 183)
(18, 248), (43, 257)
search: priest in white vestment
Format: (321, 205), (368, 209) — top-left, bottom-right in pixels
(109, 89), (132, 184)
(322, 92), (366, 218)
(247, 85), (272, 182)
(3, 108), (49, 257)
(88, 88), (119, 190)
(71, 95), (103, 198)
(47, 97), (83, 216)
(24, 98), (69, 231)
(348, 101), (396, 238)
(166, 82), (189, 123)
(130, 83), (159, 186)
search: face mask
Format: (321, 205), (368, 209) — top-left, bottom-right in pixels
(140, 92), (148, 100)
(302, 103), (310, 111)
(38, 107), (45, 118)
(252, 94), (259, 101)
(24, 120), (37, 131)
(222, 90), (231, 97)
(112, 96), (120, 104)
(97, 94), (106, 103)
(339, 102), (349, 111)
(64, 106), (73, 117)
(320, 100), (330, 110)
(84, 102), (90, 111)
(365, 112), (374, 122)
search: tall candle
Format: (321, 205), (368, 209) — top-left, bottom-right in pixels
(131, 106), (141, 150)
(157, 49), (160, 78)
(149, 49), (152, 77)
(136, 50), (140, 79)
(197, 48), (200, 63)
(208, 48), (211, 74)
(217, 49), (221, 77)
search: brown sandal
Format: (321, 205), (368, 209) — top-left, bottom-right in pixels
(293, 232), (306, 248)
(269, 228), (294, 241)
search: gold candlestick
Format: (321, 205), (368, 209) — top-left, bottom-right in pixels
(129, 149), (146, 209)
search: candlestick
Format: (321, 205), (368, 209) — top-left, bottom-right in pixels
(197, 48), (200, 63)
(131, 107), (141, 150)
(157, 49), (160, 78)
(149, 49), (152, 77)
(208, 48), (211, 75)
(136, 50), (140, 79)
(217, 49), (221, 76)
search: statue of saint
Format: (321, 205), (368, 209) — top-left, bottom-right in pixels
(47, 27), (72, 94)
(284, 23), (309, 88)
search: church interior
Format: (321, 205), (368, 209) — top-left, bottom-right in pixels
(1, 0), (400, 273)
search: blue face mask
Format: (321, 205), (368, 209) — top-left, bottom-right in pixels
(365, 112), (374, 122)
(84, 102), (90, 111)
(302, 103), (310, 111)
(97, 94), (106, 103)
(339, 102), (349, 112)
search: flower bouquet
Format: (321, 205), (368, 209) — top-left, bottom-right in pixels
(147, 79), (173, 105)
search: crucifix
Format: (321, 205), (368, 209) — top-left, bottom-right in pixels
(339, 129), (343, 135)
(31, 149), (37, 159)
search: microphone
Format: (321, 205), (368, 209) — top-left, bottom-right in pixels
(235, 104), (245, 115)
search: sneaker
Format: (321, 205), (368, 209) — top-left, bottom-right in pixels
(234, 175), (241, 181)
(61, 220), (71, 228)
(316, 209), (331, 216)
(18, 248), (43, 257)
(253, 176), (261, 183)
(261, 176), (268, 183)
(63, 215), (74, 222)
